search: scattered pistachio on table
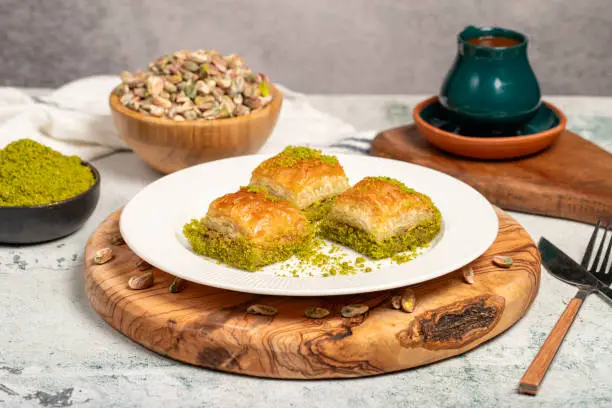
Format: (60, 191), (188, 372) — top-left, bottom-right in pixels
(247, 304), (278, 316)
(462, 265), (475, 284)
(110, 234), (125, 246)
(114, 50), (272, 121)
(136, 258), (152, 271)
(169, 277), (187, 293)
(93, 248), (113, 265)
(304, 306), (331, 319)
(492, 255), (513, 268)
(391, 295), (402, 310)
(128, 271), (154, 290)
(341, 304), (369, 318)
(400, 288), (416, 313)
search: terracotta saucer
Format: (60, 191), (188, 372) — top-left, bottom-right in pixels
(413, 96), (567, 160)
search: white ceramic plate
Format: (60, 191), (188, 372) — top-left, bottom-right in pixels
(120, 154), (498, 296)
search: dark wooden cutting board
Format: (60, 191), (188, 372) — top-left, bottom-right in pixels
(370, 126), (612, 225)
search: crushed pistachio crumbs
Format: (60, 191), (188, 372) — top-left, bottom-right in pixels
(183, 218), (314, 271)
(359, 176), (415, 194)
(273, 239), (416, 278)
(243, 185), (281, 201)
(184, 147), (440, 275)
(259, 146), (339, 169)
(183, 195), (436, 275)
(320, 209), (441, 260)
(302, 196), (337, 221)
(0, 139), (95, 207)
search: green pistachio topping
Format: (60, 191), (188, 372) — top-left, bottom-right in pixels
(0, 139), (95, 207)
(359, 176), (415, 194)
(302, 196), (337, 222)
(242, 185), (281, 201)
(260, 146), (339, 169)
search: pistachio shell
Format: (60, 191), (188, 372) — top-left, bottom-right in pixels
(146, 76), (163, 96)
(93, 248), (113, 265)
(128, 272), (154, 290)
(152, 96), (172, 109)
(400, 288), (416, 313)
(492, 256), (513, 268)
(136, 258), (152, 271)
(391, 295), (402, 310)
(148, 105), (164, 117)
(247, 304), (277, 316)
(245, 97), (264, 109)
(462, 265), (475, 284)
(189, 52), (209, 64)
(235, 105), (250, 116)
(119, 93), (134, 106)
(341, 304), (369, 318)
(304, 307), (331, 319)
(184, 110), (199, 120)
(133, 87), (146, 98)
(169, 277), (187, 293)
(217, 77), (232, 88)
(195, 80), (211, 94)
(164, 81), (177, 93)
(182, 61), (199, 72)
(110, 235), (125, 246)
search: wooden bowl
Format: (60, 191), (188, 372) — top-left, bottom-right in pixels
(413, 96), (567, 160)
(0, 163), (100, 244)
(109, 84), (283, 174)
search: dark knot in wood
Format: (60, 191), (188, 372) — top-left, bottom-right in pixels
(397, 295), (505, 350)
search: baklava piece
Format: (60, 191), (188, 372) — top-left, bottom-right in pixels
(183, 186), (313, 271)
(319, 177), (441, 259)
(249, 146), (350, 221)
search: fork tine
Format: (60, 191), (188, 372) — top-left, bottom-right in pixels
(589, 223), (608, 274)
(582, 219), (601, 268)
(603, 226), (612, 276)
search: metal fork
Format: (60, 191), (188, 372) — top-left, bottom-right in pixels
(519, 220), (612, 395)
(583, 220), (612, 292)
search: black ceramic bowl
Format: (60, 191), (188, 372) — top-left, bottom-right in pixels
(0, 163), (101, 244)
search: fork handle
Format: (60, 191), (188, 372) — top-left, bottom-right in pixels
(519, 293), (585, 395)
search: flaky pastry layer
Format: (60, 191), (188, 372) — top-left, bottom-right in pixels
(204, 187), (309, 245)
(249, 146), (350, 209)
(328, 177), (439, 242)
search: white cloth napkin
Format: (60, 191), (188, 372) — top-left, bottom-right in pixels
(0, 76), (370, 161)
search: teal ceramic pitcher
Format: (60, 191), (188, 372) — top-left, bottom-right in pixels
(439, 26), (541, 132)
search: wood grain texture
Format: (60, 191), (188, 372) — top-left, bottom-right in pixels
(84, 207), (540, 379)
(519, 295), (584, 395)
(109, 84), (283, 174)
(370, 125), (612, 225)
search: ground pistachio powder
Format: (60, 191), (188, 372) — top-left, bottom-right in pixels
(0, 139), (95, 207)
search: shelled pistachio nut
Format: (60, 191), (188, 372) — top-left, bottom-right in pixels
(128, 271), (154, 290)
(341, 304), (369, 318)
(247, 304), (278, 316)
(492, 256), (513, 268)
(304, 306), (331, 319)
(93, 248), (113, 265)
(169, 277), (187, 293)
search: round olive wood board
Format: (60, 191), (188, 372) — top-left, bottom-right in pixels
(84, 207), (540, 379)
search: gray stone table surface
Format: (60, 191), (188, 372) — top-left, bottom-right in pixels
(1, 93), (612, 407)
